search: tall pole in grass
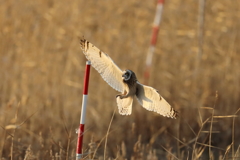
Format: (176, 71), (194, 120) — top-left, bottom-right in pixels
(144, 0), (164, 84)
(76, 61), (91, 159)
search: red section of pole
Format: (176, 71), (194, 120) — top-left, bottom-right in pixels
(76, 124), (85, 154)
(83, 63), (91, 95)
(158, 0), (164, 4)
(144, 0), (164, 84)
(76, 61), (91, 159)
(151, 26), (159, 46)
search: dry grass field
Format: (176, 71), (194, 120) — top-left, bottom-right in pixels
(0, 0), (240, 159)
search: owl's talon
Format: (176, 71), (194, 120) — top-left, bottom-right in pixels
(116, 95), (124, 99)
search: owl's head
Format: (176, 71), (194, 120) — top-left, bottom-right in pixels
(122, 70), (137, 82)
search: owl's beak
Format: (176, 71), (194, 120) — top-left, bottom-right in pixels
(122, 71), (126, 79)
(122, 74), (126, 79)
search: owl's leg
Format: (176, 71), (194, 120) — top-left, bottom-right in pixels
(116, 90), (128, 99)
(116, 94), (128, 99)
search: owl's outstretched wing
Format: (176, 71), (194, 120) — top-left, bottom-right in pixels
(116, 96), (133, 115)
(136, 82), (178, 118)
(80, 38), (125, 93)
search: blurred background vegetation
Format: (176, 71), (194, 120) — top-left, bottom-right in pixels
(0, 0), (239, 159)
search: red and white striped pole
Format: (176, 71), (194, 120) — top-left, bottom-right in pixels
(144, 0), (164, 84)
(76, 61), (91, 159)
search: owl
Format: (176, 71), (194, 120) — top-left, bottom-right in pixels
(80, 38), (178, 118)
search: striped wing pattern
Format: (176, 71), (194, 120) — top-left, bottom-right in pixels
(80, 38), (125, 93)
(136, 82), (177, 118)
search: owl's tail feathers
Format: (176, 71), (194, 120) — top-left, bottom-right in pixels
(116, 96), (133, 115)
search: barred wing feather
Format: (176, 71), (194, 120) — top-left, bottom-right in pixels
(136, 82), (177, 118)
(80, 38), (125, 93)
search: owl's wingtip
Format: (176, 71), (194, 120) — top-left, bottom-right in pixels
(79, 36), (87, 50)
(172, 110), (179, 119)
(79, 36), (86, 42)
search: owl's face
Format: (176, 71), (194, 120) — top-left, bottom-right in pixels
(122, 70), (132, 81)
(122, 70), (137, 83)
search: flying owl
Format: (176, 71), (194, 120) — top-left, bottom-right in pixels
(80, 38), (178, 118)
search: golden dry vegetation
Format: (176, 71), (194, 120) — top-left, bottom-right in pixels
(0, 0), (240, 159)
